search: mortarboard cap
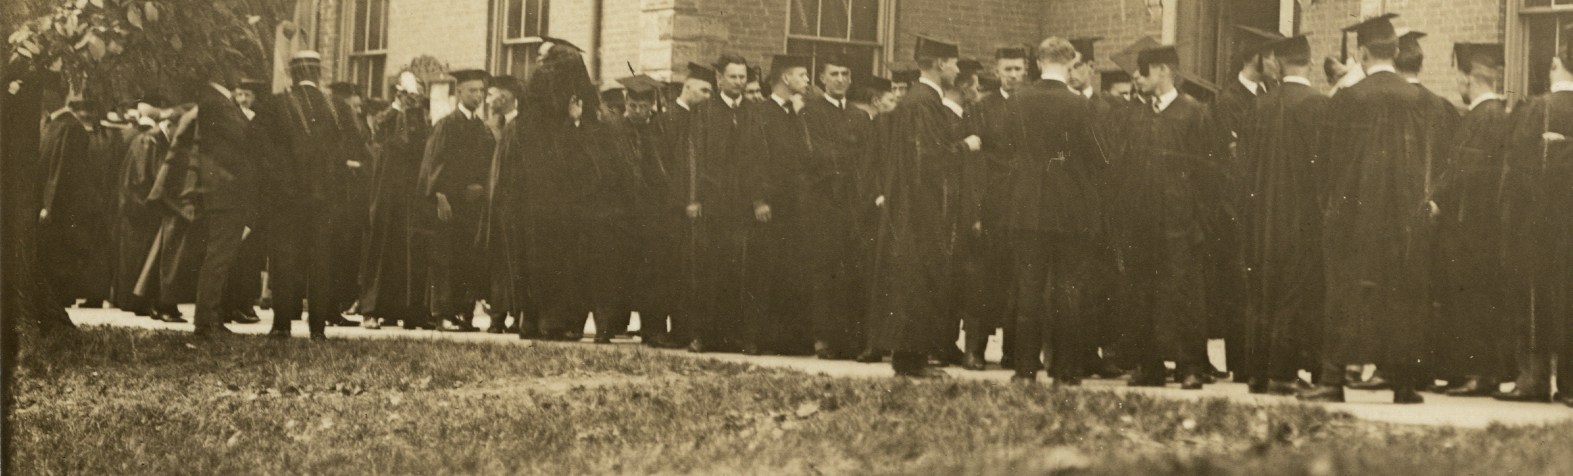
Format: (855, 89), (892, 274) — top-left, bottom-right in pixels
(616, 74), (662, 94)
(1112, 36), (1162, 74)
(235, 79), (269, 93)
(863, 76), (893, 93)
(770, 54), (812, 77)
(978, 75), (1001, 91)
(1398, 29), (1427, 52)
(1176, 71), (1219, 103)
(892, 69), (920, 84)
(1100, 70), (1132, 85)
(914, 35), (959, 60)
(538, 36), (581, 52)
(686, 62), (717, 85)
(996, 47), (1028, 60)
(600, 88), (627, 106)
(136, 93), (168, 108)
(1343, 13), (1399, 48)
(449, 69), (491, 86)
(1234, 25), (1286, 53)
(957, 59), (985, 76)
(1070, 37), (1102, 63)
(1267, 35), (1312, 60)
(490, 75), (524, 97)
(1137, 45), (1181, 72)
(1453, 43), (1504, 74)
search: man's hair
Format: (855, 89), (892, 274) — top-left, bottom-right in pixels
(1394, 48), (1423, 73)
(769, 66), (806, 87)
(1471, 66), (1502, 90)
(917, 57), (939, 70)
(1364, 41), (1398, 61)
(1036, 37), (1077, 65)
(716, 54), (748, 72)
(1279, 50), (1311, 68)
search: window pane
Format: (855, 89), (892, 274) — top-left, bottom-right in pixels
(791, 0), (819, 36)
(507, 0), (523, 39)
(850, 0), (877, 42)
(353, 0), (368, 52)
(1526, 15), (1571, 94)
(368, 0), (385, 50)
(820, 0), (848, 40)
(370, 55), (386, 98)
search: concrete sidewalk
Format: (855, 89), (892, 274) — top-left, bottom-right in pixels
(66, 306), (1573, 429)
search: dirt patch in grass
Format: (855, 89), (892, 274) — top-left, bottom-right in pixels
(9, 327), (1573, 475)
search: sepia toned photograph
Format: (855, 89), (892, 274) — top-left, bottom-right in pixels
(2, 0), (1572, 474)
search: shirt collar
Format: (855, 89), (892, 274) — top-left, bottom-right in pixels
(457, 102), (478, 120)
(1154, 87), (1179, 112)
(918, 77), (944, 98)
(241, 107), (256, 121)
(1552, 81), (1573, 93)
(1281, 76), (1311, 87)
(941, 97), (964, 117)
(824, 94), (845, 109)
(1406, 77), (1421, 84)
(1238, 72), (1261, 95)
(297, 80), (318, 89)
(675, 98), (692, 111)
(999, 89), (1011, 100)
(1468, 93), (1500, 111)
(392, 100), (405, 111)
(1040, 72), (1067, 83)
(771, 93), (793, 110)
(1365, 64), (1397, 76)
(1082, 87), (1095, 98)
(49, 108), (74, 121)
(504, 109), (518, 122)
(211, 82), (233, 100)
(721, 93), (741, 109)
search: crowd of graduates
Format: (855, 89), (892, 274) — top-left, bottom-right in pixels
(15, 11), (1573, 406)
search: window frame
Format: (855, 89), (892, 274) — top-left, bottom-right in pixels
(1509, 1), (1573, 100)
(785, 0), (889, 78)
(345, 0), (389, 98)
(492, 0), (551, 78)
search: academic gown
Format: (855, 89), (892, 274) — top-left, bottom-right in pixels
(1320, 71), (1450, 374)
(1236, 81), (1331, 381)
(800, 94), (873, 352)
(689, 98), (754, 349)
(1501, 90), (1573, 361)
(1430, 96), (1514, 379)
(360, 104), (432, 322)
(38, 111), (110, 304)
(273, 84), (361, 325)
(737, 96), (816, 353)
(621, 112), (688, 339)
(1204, 80), (1253, 367)
(956, 90), (1016, 345)
(418, 108), (496, 319)
(114, 126), (169, 312)
(868, 83), (971, 355)
(1111, 91), (1221, 367)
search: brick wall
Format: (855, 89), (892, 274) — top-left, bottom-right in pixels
(891, 0), (1039, 71)
(1039, 0), (1165, 74)
(384, 0), (491, 73)
(1304, 0), (1506, 109)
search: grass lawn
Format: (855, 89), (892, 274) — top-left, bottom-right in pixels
(9, 326), (1573, 475)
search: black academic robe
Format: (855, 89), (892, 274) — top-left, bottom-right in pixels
(1204, 80), (1255, 353)
(270, 84), (360, 324)
(38, 111), (109, 304)
(113, 126), (169, 311)
(869, 82), (970, 354)
(955, 90), (1017, 342)
(689, 97), (753, 348)
(1501, 90), (1573, 356)
(1237, 81), (1331, 381)
(1320, 71), (1449, 372)
(1212, 78), (1258, 148)
(359, 104), (432, 321)
(1430, 97), (1513, 378)
(737, 96), (815, 353)
(1112, 90), (1221, 366)
(419, 108), (496, 318)
(621, 113), (688, 336)
(800, 94), (873, 350)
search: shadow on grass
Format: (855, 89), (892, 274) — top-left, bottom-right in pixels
(9, 327), (1573, 475)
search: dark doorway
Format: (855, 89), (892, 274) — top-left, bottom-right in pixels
(1178, 0), (1280, 95)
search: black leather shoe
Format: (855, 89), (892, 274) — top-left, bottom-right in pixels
(998, 356), (1015, 370)
(325, 315), (359, 327)
(1347, 376), (1391, 390)
(1297, 385), (1346, 403)
(855, 348), (884, 363)
(268, 328), (290, 339)
(228, 310), (262, 324)
(1053, 375), (1082, 386)
(687, 338), (706, 354)
(1180, 372), (1205, 390)
(1092, 360), (1126, 379)
(309, 331), (327, 341)
(156, 312), (187, 323)
(1445, 378), (1496, 397)
(593, 335), (613, 344)
(438, 316), (478, 332)
(961, 353), (987, 371)
(815, 340), (839, 360)
(1128, 369), (1167, 387)
(1392, 385), (1425, 404)
(486, 325), (506, 334)
(1491, 389), (1551, 402)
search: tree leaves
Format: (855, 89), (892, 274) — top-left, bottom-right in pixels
(143, 2), (158, 23)
(125, 4), (141, 28)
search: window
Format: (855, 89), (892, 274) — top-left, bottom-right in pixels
(1512, 0), (1573, 97)
(499, 0), (550, 78)
(787, 0), (881, 80)
(348, 0), (388, 98)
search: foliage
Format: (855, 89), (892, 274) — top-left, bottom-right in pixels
(5, 0), (292, 108)
(11, 327), (1573, 475)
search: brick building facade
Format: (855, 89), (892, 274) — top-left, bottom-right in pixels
(304, 0), (1548, 109)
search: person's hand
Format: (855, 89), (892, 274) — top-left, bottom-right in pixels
(346, 159), (363, 169)
(875, 195), (885, 207)
(1545, 132), (1568, 143)
(568, 96), (584, 122)
(963, 135), (982, 152)
(686, 202), (702, 219)
(242, 226), (252, 241)
(38, 208), (48, 224)
(754, 202), (771, 222)
(436, 193), (453, 222)
(1426, 200), (1440, 218)
(973, 221), (983, 235)
(464, 183), (485, 201)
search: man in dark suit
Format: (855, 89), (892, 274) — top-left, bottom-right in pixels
(270, 51), (362, 339)
(1002, 38), (1104, 384)
(181, 69), (260, 336)
(419, 69), (495, 333)
(1235, 35), (1330, 394)
(688, 56), (755, 353)
(870, 37), (976, 378)
(1115, 44), (1223, 389)
(799, 54), (874, 360)
(1300, 14), (1447, 404)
